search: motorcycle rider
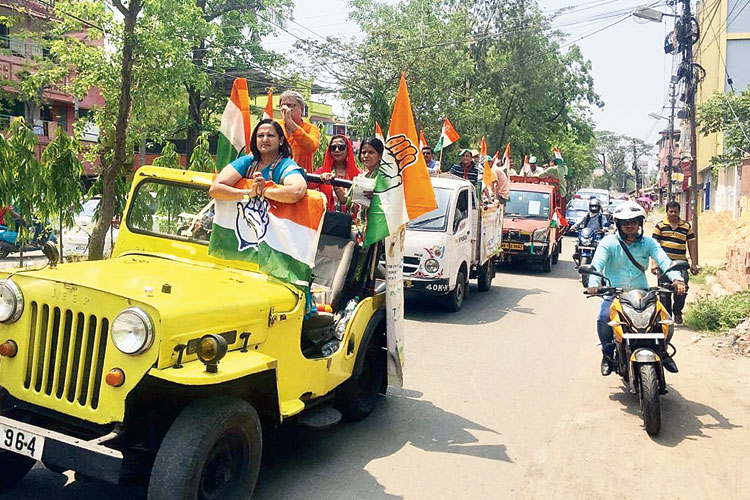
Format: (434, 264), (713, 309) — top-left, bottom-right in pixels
(572, 198), (607, 233)
(586, 201), (687, 376)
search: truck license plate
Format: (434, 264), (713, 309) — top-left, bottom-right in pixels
(501, 242), (524, 250)
(0, 423), (45, 460)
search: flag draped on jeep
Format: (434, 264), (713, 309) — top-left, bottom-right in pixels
(208, 179), (326, 288)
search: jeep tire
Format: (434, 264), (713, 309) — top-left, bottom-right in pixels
(148, 398), (262, 500)
(0, 451), (35, 493)
(335, 326), (386, 421)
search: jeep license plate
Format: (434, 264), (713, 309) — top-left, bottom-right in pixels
(0, 423), (45, 460)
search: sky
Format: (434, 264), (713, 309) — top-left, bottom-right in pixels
(261, 0), (676, 145)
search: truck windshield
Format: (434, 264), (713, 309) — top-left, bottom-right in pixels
(506, 190), (551, 219)
(407, 188), (451, 231)
(126, 180), (215, 243)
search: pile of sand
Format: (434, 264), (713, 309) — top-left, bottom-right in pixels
(698, 210), (750, 266)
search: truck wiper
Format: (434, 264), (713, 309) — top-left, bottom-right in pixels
(409, 215), (446, 227)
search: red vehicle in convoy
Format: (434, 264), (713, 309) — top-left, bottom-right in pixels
(497, 176), (566, 273)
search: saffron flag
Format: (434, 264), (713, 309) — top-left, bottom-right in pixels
(364, 74), (437, 247)
(480, 136), (496, 188)
(490, 150), (500, 169)
(375, 122), (384, 141)
(263, 87), (274, 120)
(502, 143), (511, 165)
(208, 178), (326, 288)
(433, 117), (460, 152)
(215, 78), (252, 171)
(418, 129), (427, 150)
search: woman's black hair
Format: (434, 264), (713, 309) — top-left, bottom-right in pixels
(359, 137), (384, 162)
(249, 118), (291, 159)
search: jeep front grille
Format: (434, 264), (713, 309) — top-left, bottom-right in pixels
(23, 302), (109, 410)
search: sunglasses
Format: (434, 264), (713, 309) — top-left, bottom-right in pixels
(329, 144), (347, 152)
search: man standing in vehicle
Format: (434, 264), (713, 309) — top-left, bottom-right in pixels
(422, 146), (441, 176)
(650, 200), (700, 324)
(587, 201), (686, 376)
(278, 90), (320, 173)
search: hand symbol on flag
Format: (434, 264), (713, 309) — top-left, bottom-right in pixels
(377, 134), (417, 194)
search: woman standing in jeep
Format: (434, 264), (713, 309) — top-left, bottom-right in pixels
(210, 119), (307, 204)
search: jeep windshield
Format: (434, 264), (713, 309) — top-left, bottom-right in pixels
(127, 179), (215, 243)
(407, 188), (451, 231)
(506, 190), (551, 220)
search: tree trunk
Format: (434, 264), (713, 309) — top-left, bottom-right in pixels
(185, 30), (206, 166)
(89, 0), (141, 261)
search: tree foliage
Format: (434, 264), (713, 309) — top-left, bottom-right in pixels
(697, 89), (750, 174)
(302, 0), (600, 178)
(594, 130), (651, 193)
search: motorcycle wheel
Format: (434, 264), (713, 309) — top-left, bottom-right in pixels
(579, 256), (590, 287)
(639, 364), (661, 436)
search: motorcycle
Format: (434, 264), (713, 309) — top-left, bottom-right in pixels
(579, 260), (689, 436)
(572, 227), (604, 286)
(0, 221), (57, 259)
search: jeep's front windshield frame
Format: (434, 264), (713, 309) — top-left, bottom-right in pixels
(126, 179), (215, 245)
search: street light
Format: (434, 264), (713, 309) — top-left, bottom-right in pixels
(648, 112), (668, 120)
(632, 6), (678, 23)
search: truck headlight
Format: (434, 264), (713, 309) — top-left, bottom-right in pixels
(532, 228), (549, 242)
(0, 279), (24, 324)
(424, 258), (440, 274)
(112, 308), (154, 354)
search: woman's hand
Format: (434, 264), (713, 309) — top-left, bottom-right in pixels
(319, 172), (334, 183)
(251, 172), (265, 196)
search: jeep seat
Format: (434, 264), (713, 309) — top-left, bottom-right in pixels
(311, 211), (356, 312)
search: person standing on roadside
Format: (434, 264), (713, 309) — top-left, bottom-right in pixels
(650, 200), (700, 324)
(277, 90), (320, 173)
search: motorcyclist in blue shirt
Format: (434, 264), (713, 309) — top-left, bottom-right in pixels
(586, 201), (687, 376)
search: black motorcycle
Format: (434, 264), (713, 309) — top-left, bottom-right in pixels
(572, 227), (604, 286)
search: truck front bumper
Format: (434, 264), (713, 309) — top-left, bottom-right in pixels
(403, 277), (451, 295)
(499, 241), (549, 261)
(0, 414), (123, 484)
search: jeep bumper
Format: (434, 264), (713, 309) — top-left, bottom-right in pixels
(0, 415), (122, 484)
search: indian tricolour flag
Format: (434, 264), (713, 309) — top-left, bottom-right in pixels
(418, 129), (427, 150)
(554, 147), (565, 165)
(209, 179), (326, 288)
(364, 74), (437, 247)
(433, 117), (460, 152)
(375, 121), (384, 141)
(215, 78), (252, 171)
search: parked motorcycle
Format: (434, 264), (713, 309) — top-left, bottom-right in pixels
(572, 227), (604, 286)
(579, 260), (689, 435)
(0, 221), (57, 259)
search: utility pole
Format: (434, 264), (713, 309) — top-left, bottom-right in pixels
(682, 0), (699, 262)
(666, 81), (676, 201)
(632, 140), (641, 193)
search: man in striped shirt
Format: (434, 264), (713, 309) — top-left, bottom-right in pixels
(651, 200), (700, 323)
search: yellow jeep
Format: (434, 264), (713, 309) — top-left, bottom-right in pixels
(0, 166), (386, 498)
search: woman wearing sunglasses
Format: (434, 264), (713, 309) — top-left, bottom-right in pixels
(312, 135), (361, 212)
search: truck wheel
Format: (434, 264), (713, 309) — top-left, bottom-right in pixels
(444, 270), (466, 312)
(541, 251), (552, 273)
(148, 398), (262, 500)
(551, 243), (560, 265)
(639, 364), (661, 436)
(0, 451), (35, 493)
(335, 326), (386, 421)
(477, 260), (494, 292)
(580, 256), (590, 287)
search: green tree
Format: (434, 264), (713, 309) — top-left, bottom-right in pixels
(188, 133), (216, 173)
(594, 131), (651, 193)
(41, 127), (84, 261)
(697, 89), (750, 174)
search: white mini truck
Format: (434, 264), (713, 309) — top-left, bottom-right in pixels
(401, 177), (504, 311)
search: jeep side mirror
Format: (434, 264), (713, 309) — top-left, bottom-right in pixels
(42, 241), (60, 268)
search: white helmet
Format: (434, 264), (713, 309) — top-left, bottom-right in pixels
(612, 200), (646, 222)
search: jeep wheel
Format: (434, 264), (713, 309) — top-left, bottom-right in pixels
(335, 327), (386, 421)
(0, 451), (35, 493)
(444, 270), (467, 312)
(148, 398), (262, 500)
(477, 260), (494, 292)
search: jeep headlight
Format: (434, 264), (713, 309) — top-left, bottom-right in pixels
(532, 228), (549, 242)
(0, 279), (24, 324)
(424, 258), (440, 274)
(622, 304), (655, 330)
(112, 308), (154, 354)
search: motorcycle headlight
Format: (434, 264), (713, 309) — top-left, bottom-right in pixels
(0, 279), (24, 324)
(424, 258), (440, 274)
(112, 308), (154, 355)
(580, 238), (593, 246)
(622, 304), (655, 330)
(532, 228), (548, 242)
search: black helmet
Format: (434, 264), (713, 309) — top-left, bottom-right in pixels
(589, 198), (601, 213)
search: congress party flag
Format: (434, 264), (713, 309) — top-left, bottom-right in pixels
(215, 78), (252, 171)
(433, 117), (460, 152)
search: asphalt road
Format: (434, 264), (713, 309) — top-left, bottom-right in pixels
(6, 237), (750, 499)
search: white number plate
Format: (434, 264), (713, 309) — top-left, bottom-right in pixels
(0, 423), (45, 460)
